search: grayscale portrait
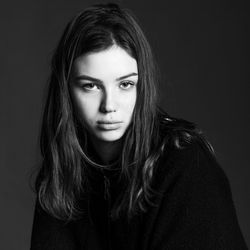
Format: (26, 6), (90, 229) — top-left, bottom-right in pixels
(1, 1), (249, 249)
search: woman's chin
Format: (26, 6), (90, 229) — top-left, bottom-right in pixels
(92, 130), (125, 142)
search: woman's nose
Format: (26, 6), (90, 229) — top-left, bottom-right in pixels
(100, 89), (117, 113)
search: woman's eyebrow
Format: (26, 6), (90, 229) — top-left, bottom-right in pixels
(74, 75), (101, 83)
(74, 72), (138, 82)
(116, 72), (138, 81)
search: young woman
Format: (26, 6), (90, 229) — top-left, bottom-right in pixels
(30, 3), (247, 250)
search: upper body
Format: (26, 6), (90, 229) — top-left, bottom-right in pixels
(31, 3), (248, 250)
(31, 124), (248, 249)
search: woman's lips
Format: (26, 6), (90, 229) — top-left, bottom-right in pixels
(97, 121), (122, 130)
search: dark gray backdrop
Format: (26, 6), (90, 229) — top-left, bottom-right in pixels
(1, 0), (249, 249)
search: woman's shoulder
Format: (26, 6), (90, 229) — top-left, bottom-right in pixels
(159, 138), (227, 185)
(147, 114), (247, 249)
(157, 112), (212, 152)
(154, 114), (229, 194)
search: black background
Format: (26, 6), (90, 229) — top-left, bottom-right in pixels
(1, 0), (249, 248)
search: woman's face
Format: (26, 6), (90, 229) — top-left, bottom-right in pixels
(70, 45), (138, 142)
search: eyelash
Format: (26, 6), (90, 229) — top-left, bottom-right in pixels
(81, 83), (99, 90)
(81, 81), (135, 91)
(120, 81), (135, 89)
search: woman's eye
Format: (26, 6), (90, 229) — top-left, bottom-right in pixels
(120, 81), (135, 89)
(81, 83), (99, 91)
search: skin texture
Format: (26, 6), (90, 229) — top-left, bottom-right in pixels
(70, 45), (138, 163)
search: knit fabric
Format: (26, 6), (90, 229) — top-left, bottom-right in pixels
(30, 140), (248, 250)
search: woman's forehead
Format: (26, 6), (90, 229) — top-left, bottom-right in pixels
(73, 45), (138, 79)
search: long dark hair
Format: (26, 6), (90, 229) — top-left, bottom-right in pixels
(36, 3), (213, 221)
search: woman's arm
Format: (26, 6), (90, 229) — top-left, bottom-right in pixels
(30, 200), (77, 250)
(148, 141), (248, 250)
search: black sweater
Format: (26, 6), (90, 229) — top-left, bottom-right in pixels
(30, 140), (248, 249)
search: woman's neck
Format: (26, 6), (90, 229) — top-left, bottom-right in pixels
(88, 136), (123, 165)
